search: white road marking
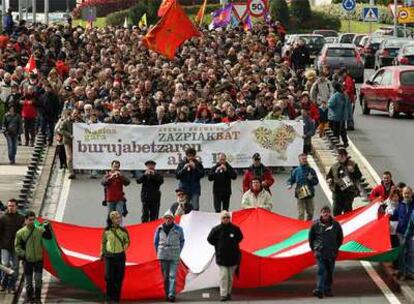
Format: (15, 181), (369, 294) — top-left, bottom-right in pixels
(311, 145), (401, 304)
(55, 171), (72, 221)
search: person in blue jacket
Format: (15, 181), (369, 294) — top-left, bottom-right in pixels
(288, 153), (319, 220)
(3, 9), (14, 35)
(175, 148), (205, 211)
(328, 83), (352, 148)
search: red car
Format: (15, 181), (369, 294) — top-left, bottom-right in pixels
(359, 66), (414, 118)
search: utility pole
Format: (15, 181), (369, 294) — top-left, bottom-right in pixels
(369, 0), (375, 34)
(31, 0), (36, 23)
(394, 0), (398, 37)
(44, 0), (48, 24)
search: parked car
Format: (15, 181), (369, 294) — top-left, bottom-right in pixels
(375, 38), (412, 70)
(352, 34), (367, 47)
(282, 34), (326, 59)
(325, 37), (338, 44)
(338, 33), (356, 44)
(359, 66), (414, 118)
(314, 43), (364, 83)
(360, 35), (387, 68)
(394, 43), (414, 65)
(356, 35), (369, 54)
(373, 26), (414, 38)
(312, 29), (338, 38)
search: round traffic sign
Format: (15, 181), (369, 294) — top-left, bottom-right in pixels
(247, 0), (267, 17)
(399, 8), (409, 20)
(342, 0), (356, 12)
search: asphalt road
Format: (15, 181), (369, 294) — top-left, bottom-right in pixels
(39, 166), (401, 303)
(351, 69), (414, 186)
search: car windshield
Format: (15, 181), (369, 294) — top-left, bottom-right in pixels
(402, 45), (414, 55)
(326, 48), (356, 57)
(371, 37), (384, 44)
(341, 35), (354, 43)
(301, 36), (325, 45)
(314, 30), (337, 37)
(386, 40), (411, 48)
(400, 71), (414, 85)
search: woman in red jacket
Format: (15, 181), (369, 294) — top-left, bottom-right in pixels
(20, 86), (38, 146)
(342, 68), (356, 130)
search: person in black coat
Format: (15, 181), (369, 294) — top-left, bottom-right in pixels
(207, 211), (243, 302)
(136, 160), (164, 222)
(291, 39), (310, 72)
(40, 82), (60, 146)
(309, 205), (343, 299)
(208, 153), (237, 213)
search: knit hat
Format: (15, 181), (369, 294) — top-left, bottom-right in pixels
(163, 210), (175, 219)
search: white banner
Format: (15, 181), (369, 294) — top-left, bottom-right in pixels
(73, 121), (303, 170)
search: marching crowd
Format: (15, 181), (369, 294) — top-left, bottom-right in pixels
(0, 10), (406, 304)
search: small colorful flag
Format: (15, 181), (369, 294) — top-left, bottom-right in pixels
(211, 4), (233, 28)
(138, 13), (147, 29)
(195, 0), (208, 25)
(25, 55), (37, 74)
(230, 14), (240, 28)
(243, 14), (252, 31)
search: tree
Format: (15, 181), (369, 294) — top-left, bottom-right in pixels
(270, 0), (289, 28)
(290, 0), (311, 24)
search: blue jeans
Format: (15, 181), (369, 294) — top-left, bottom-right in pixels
(107, 201), (125, 224)
(5, 134), (18, 163)
(41, 119), (55, 144)
(1, 249), (19, 290)
(160, 260), (179, 298)
(188, 193), (200, 211)
(316, 257), (335, 294)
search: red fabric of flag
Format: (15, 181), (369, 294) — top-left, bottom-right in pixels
(158, 0), (175, 17)
(144, 2), (201, 60)
(25, 55), (37, 74)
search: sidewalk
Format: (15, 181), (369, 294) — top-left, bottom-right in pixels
(0, 135), (34, 303)
(0, 135), (34, 204)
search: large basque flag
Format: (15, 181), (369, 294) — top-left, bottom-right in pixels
(41, 202), (399, 300)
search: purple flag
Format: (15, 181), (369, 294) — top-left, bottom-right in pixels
(211, 4), (233, 28)
(243, 14), (252, 31)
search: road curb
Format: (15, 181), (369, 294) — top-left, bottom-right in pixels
(312, 132), (413, 304)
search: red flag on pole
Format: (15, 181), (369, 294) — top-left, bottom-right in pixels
(195, 0), (208, 25)
(25, 55), (37, 74)
(158, 0), (175, 17)
(144, 2), (201, 60)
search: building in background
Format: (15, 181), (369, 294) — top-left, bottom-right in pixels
(9, 0), (76, 12)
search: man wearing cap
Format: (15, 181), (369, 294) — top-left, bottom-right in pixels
(309, 205), (343, 298)
(175, 148), (205, 211)
(169, 188), (193, 216)
(242, 153), (274, 193)
(207, 211), (243, 302)
(327, 148), (362, 216)
(154, 211), (185, 303)
(208, 153), (238, 213)
(137, 160), (164, 223)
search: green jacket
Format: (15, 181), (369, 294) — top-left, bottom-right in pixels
(14, 224), (51, 262)
(101, 227), (130, 257)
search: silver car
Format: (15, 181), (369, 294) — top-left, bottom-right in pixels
(315, 43), (365, 83)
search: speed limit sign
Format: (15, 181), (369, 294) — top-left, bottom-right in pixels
(247, 0), (268, 17)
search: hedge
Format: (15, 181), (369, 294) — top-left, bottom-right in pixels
(313, 3), (393, 25)
(289, 10), (340, 32)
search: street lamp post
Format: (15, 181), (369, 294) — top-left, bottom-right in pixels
(394, 0), (398, 37)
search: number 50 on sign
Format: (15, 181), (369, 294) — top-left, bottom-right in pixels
(247, 0), (268, 17)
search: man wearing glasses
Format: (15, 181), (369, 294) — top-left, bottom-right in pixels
(207, 211), (243, 302)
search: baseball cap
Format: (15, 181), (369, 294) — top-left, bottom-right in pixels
(252, 153), (261, 160)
